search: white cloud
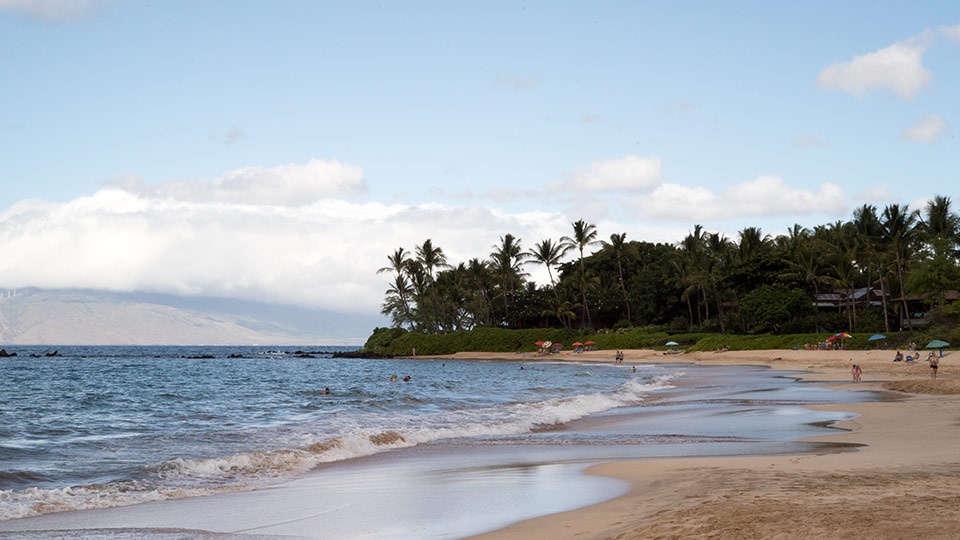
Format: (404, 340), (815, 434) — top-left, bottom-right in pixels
(636, 176), (847, 221)
(0, 0), (106, 20)
(854, 185), (893, 204)
(792, 134), (825, 149)
(107, 159), (368, 206)
(0, 162), (860, 319)
(570, 155), (663, 192)
(0, 187), (589, 313)
(941, 24), (960, 42)
(901, 114), (948, 142)
(818, 39), (931, 99)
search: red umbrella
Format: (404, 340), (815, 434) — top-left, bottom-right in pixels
(585, 341), (596, 345)
(572, 342), (584, 347)
(535, 340), (545, 346)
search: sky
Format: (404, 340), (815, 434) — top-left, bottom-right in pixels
(1, 1), (958, 321)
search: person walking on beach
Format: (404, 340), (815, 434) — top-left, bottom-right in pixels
(851, 364), (862, 383)
(930, 356), (939, 379)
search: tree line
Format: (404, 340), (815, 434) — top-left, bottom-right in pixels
(379, 196), (960, 336)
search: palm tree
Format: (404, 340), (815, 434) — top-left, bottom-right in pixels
(737, 226), (772, 261)
(377, 247), (414, 329)
(465, 258), (495, 327)
(377, 247), (411, 277)
(561, 219), (599, 329)
(542, 298), (579, 330)
(415, 239), (447, 281)
(880, 204), (920, 330)
(921, 195), (958, 244)
(912, 195), (960, 305)
(852, 204), (890, 331)
(705, 232), (735, 332)
(779, 239), (831, 332)
(774, 224), (811, 254)
(527, 239), (569, 289)
(489, 233), (529, 326)
(678, 225), (708, 327)
(381, 273), (415, 329)
(414, 239), (448, 332)
(601, 233), (633, 325)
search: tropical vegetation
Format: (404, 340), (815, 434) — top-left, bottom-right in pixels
(375, 197), (960, 350)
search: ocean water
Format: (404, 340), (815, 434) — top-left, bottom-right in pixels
(0, 345), (872, 537)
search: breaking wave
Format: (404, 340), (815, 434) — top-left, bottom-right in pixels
(0, 367), (676, 521)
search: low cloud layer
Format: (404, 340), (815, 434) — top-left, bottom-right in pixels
(632, 176), (847, 222)
(0, 157), (861, 315)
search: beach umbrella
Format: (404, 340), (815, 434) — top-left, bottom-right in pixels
(868, 334), (887, 342)
(926, 339), (949, 357)
(665, 341), (679, 346)
(829, 332), (852, 349)
(571, 342), (584, 347)
(535, 340), (544, 346)
(542, 341), (552, 349)
(584, 341), (596, 345)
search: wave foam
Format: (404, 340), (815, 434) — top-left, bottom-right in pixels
(0, 374), (677, 521)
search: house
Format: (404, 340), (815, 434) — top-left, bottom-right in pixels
(813, 287), (885, 311)
(894, 290), (960, 329)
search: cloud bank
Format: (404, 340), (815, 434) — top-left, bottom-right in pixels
(0, 157), (856, 315)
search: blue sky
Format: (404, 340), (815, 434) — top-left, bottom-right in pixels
(1, 1), (958, 319)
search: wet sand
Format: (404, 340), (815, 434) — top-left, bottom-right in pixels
(462, 347), (960, 539)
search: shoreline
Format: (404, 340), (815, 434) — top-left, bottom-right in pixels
(453, 347), (960, 539)
(2, 347), (956, 538)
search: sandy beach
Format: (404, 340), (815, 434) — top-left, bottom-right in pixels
(456, 346), (960, 539)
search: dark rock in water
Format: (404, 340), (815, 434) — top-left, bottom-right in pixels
(0, 348), (16, 357)
(44, 350), (60, 357)
(186, 354), (215, 359)
(227, 353), (245, 359)
(331, 350), (392, 359)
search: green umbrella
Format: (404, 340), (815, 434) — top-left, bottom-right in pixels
(926, 339), (949, 358)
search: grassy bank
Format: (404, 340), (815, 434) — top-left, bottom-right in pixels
(363, 326), (950, 357)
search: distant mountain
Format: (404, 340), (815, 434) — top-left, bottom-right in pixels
(0, 288), (383, 346)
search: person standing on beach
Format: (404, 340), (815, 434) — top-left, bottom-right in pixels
(930, 356), (939, 379)
(851, 364), (862, 383)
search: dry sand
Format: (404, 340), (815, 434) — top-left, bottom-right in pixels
(431, 347), (960, 540)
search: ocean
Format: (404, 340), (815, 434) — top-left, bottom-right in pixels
(0, 346), (872, 538)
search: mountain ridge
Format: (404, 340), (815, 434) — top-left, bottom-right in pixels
(0, 288), (380, 346)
